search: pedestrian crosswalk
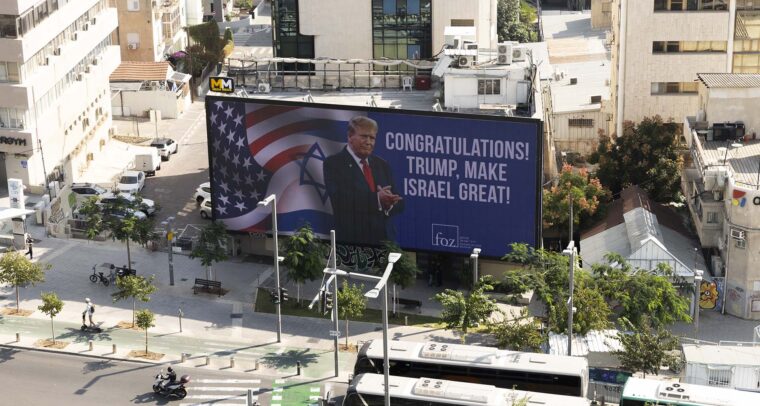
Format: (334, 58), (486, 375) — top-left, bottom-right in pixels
(179, 377), (323, 406)
(180, 378), (261, 406)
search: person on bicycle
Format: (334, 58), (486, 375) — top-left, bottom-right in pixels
(82, 298), (95, 327)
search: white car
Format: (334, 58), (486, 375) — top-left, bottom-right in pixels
(70, 183), (109, 204)
(99, 192), (156, 216)
(117, 171), (145, 193)
(199, 196), (212, 219)
(194, 182), (211, 205)
(150, 138), (178, 161)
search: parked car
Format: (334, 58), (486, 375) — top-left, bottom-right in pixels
(99, 192), (157, 216)
(117, 171), (145, 193)
(71, 183), (108, 203)
(134, 149), (161, 176)
(150, 138), (178, 161)
(199, 197), (212, 219)
(194, 182), (211, 205)
(73, 206), (147, 221)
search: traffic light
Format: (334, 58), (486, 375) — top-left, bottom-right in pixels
(279, 287), (289, 302)
(324, 290), (334, 314)
(270, 289), (280, 304)
(319, 290), (326, 314)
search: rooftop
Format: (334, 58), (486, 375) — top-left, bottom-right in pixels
(699, 138), (760, 189)
(698, 73), (760, 88)
(550, 60), (610, 113)
(683, 344), (760, 366)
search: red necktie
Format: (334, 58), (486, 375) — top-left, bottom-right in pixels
(361, 159), (376, 192)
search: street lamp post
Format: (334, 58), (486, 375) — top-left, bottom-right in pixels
(694, 269), (703, 338)
(258, 194), (283, 343)
(160, 216), (176, 286)
(562, 241), (576, 356)
(470, 248), (481, 289)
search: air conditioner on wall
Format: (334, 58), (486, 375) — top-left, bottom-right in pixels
(456, 55), (475, 68)
(497, 42), (513, 65)
(127, 43), (138, 50)
(730, 228), (746, 240)
(512, 46), (528, 62)
(257, 83), (271, 93)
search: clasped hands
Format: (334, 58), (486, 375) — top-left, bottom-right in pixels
(378, 185), (402, 211)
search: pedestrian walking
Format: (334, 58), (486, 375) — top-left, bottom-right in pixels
(82, 298), (95, 327)
(25, 234), (33, 259)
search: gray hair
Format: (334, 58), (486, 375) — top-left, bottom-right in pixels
(348, 116), (378, 135)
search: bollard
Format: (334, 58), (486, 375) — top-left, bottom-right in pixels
(205, 355), (210, 366)
(181, 353), (187, 363)
(178, 308), (183, 333)
(112, 344), (117, 354)
(16, 332), (20, 342)
(230, 356), (235, 368)
(247, 388), (253, 406)
(296, 360), (301, 376)
(405, 315), (408, 326)
(254, 359), (259, 370)
(88, 340), (93, 351)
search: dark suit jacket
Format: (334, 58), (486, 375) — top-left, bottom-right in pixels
(323, 147), (404, 246)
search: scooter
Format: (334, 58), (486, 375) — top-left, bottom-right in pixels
(152, 369), (189, 400)
(80, 314), (103, 333)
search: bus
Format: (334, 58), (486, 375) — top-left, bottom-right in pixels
(620, 377), (760, 405)
(344, 373), (592, 406)
(354, 340), (588, 397)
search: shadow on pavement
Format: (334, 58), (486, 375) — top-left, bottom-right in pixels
(0, 347), (20, 363)
(260, 348), (319, 369)
(81, 359), (118, 374)
(57, 327), (115, 343)
(131, 391), (170, 404)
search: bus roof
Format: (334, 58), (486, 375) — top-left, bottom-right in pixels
(361, 340), (588, 376)
(351, 373), (591, 406)
(622, 377), (760, 405)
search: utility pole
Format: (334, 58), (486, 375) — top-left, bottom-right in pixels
(330, 230), (339, 378)
(162, 216), (176, 286)
(564, 195), (575, 356)
(37, 139), (51, 200)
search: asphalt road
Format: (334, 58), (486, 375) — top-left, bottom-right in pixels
(139, 101), (212, 229)
(0, 347), (291, 405)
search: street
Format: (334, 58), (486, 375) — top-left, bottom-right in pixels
(0, 347), (330, 405)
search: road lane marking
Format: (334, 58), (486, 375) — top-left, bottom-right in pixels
(194, 379), (261, 384)
(192, 387), (258, 392)
(185, 394), (247, 400)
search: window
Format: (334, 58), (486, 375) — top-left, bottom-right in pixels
(372, 0), (432, 62)
(651, 82), (699, 94)
(736, 238), (747, 249)
(477, 79), (500, 95)
(707, 366), (732, 387)
(706, 211), (718, 223)
(272, 0), (314, 69)
(0, 61), (20, 82)
(655, 0), (727, 10)
(569, 118), (594, 127)
(127, 0), (140, 11)
(653, 41), (726, 53)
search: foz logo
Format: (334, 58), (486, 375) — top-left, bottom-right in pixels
(209, 76), (235, 93)
(732, 189), (747, 207)
(432, 224), (459, 247)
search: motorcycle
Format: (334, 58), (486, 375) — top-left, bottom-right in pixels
(152, 369), (189, 400)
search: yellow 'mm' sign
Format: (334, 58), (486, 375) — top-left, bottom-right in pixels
(210, 76), (235, 93)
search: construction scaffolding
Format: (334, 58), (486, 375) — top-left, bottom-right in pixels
(225, 57), (437, 92)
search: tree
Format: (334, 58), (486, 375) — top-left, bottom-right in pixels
(490, 307), (545, 352)
(112, 275), (158, 327)
(543, 164), (608, 235)
(0, 249), (49, 312)
(613, 317), (682, 377)
(190, 221), (229, 280)
(337, 280), (367, 348)
(433, 276), (497, 343)
(282, 224), (327, 303)
(135, 309), (156, 354)
(497, 0), (532, 43)
(593, 116), (684, 202)
(79, 195), (156, 268)
(502, 243), (611, 335)
(38, 292), (63, 344)
(592, 254), (692, 329)
(186, 20), (227, 75)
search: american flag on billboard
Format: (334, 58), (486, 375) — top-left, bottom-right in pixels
(208, 99), (361, 234)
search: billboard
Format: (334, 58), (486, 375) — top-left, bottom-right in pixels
(205, 97), (542, 258)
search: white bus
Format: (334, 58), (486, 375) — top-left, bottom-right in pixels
(354, 340), (589, 397)
(344, 373), (592, 406)
(620, 377), (760, 405)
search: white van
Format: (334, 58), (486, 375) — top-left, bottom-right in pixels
(133, 149), (161, 176)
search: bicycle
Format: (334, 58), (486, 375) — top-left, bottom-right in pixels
(89, 265), (110, 286)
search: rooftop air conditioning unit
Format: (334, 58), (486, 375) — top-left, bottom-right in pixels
(257, 83), (271, 93)
(127, 43), (138, 50)
(456, 55), (475, 68)
(497, 42), (513, 65)
(512, 46), (528, 62)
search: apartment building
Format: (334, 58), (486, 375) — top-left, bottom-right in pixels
(0, 0), (120, 192)
(682, 73), (760, 320)
(271, 0), (497, 61)
(117, 0), (187, 62)
(611, 1), (760, 135)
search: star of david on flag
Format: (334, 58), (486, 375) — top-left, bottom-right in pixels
(208, 99), (362, 234)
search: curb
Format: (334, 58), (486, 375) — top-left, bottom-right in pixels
(0, 342), (157, 365)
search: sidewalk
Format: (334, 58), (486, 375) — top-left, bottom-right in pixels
(0, 223), (482, 381)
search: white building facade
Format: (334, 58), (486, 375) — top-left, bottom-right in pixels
(0, 0), (120, 192)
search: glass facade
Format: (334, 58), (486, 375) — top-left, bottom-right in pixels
(734, 12), (760, 73)
(372, 0), (432, 60)
(271, 0), (314, 60)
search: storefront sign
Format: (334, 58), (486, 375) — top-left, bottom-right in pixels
(0, 136), (26, 146)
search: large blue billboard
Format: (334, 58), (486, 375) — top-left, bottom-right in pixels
(205, 97), (542, 258)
